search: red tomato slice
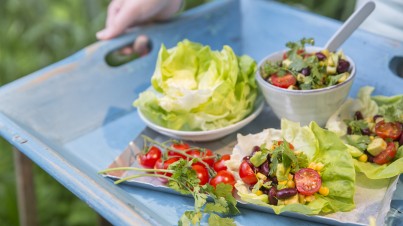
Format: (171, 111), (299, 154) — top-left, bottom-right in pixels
(192, 164), (210, 185)
(210, 170), (236, 189)
(375, 121), (402, 140)
(138, 146), (162, 168)
(213, 154), (231, 172)
(295, 168), (322, 196)
(239, 160), (257, 185)
(270, 73), (296, 89)
(373, 142), (397, 165)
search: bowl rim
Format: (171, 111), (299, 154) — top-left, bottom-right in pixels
(256, 46), (356, 94)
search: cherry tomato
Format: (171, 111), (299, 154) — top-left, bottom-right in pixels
(186, 149), (215, 167)
(167, 142), (190, 158)
(295, 168), (322, 196)
(138, 146), (162, 168)
(375, 121), (402, 140)
(270, 73), (296, 89)
(283, 49), (305, 59)
(276, 141), (294, 150)
(239, 160), (257, 185)
(213, 154), (231, 172)
(210, 170), (236, 189)
(373, 142), (397, 165)
(154, 157), (180, 183)
(192, 164), (209, 185)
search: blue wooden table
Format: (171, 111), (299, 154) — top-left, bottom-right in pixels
(1, 0), (402, 225)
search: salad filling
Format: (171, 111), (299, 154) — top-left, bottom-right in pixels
(259, 38), (352, 90)
(326, 86), (403, 179)
(226, 119), (356, 215)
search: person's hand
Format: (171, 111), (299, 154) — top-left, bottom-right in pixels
(96, 0), (183, 40)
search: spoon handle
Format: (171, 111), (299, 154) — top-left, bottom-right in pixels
(324, 1), (376, 52)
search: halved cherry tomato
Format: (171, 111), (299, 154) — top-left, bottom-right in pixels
(375, 121), (402, 140)
(167, 142), (190, 158)
(239, 160), (257, 185)
(270, 73), (296, 89)
(192, 164), (209, 185)
(154, 157), (180, 183)
(210, 170), (236, 189)
(138, 146), (162, 168)
(213, 154), (231, 172)
(186, 149), (215, 167)
(294, 168), (322, 196)
(373, 142), (397, 165)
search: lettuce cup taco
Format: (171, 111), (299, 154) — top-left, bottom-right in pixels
(326, 86), (403, 179)
(226, 119), (356, 215)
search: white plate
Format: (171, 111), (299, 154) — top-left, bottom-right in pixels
(137, 97), (264, 142)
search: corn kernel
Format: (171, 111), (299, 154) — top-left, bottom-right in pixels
(256, 172), (267, 181)
(315, 162), (325, 171)
(358, 154), (368, 162)
(321, 49), (330, 57)
(288, 174), (294, 180)
(255, 190), (263, 196)
(308, 162), (316, 170)
(370, 136), (374, 140)
(319, 186), (330, 196)
(298, 194), (306, 204)
(278, 180), (287, 185)
(287, 180), (295, 188)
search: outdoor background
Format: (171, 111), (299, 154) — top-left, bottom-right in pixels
(0, 0), (355, 225)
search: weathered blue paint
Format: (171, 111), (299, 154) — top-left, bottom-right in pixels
(0, 0), (402, 225)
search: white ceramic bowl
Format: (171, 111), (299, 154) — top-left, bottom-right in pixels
(256, 46), (356, 126)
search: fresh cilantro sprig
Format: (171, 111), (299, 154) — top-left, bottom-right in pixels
(99, 137), (240, 226)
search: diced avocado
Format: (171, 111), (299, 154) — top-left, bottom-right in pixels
(276, 163), (289, 182)
(346, 144), (364, 157)
(250, 151), (267, 167)
(278, 194), (299, 205)
(326, 65), (337, 74)
(282, 59), (292, 67)
(284, 194), (299, 205)
(367, 138), (387, 156)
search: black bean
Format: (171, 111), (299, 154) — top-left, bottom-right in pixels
(259, 161), (270, 176)
(276, 188), (298, 199)
(361, 128), (371, 136)
(268, 187), (278, 205)
(252, 146), (261, 154)
(398, 131), (403, 146)
(270, 176), (278, 185)
(315, 52), (326, 61)
(347, 126), (352, 135)
(300, 67), (311, 76)
(354, 111), (363, 120)
(365, 151), (374, 163)
(337, 59), (350, 73)
(373, 115), (383, 122)
(242, 156), (250, 161)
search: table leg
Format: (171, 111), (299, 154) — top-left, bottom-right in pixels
(13, 148), (38, 226)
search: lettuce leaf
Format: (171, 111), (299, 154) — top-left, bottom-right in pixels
(326, 86), (403, 179)
(227, 119), (355, 215)
(133, 40), (258, 131)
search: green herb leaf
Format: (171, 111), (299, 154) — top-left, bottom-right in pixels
(208, 213), (236, 226)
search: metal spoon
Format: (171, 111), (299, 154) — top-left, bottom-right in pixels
(324, 1), (376, 52)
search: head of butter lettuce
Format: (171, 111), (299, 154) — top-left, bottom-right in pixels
(326, 86), (403, 179)
(133, 40), (258, 131)
(226, 119), (356, 215)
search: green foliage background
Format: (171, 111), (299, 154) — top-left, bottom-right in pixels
(0, 0), (354, 225)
